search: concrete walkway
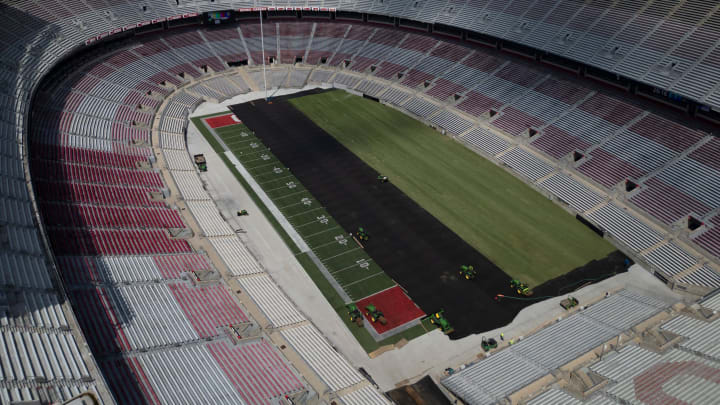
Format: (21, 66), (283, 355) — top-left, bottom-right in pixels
(187, 106), (684, 391)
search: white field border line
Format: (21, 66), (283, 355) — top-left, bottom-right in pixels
(280, 203), (322, 213)
(257, 174), (296, 185)
(331, 259), (375, 274)
(300, 226), (344, 240)
(292, 217), (339, 229)
(264, 183), (308, 194)
(268, 189), (309, 200)
(224, 150), (311, 253)
(343, 272), (387, 289)
(248, 161), (287, 171)
(308, 235), (353, 250)
(319, 246), (362, 262)
(199, 117), (351, 302)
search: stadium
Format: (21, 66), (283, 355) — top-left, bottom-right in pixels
(1, 1), (720, 404)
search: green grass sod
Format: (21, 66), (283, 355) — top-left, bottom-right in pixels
(264, 187), (306, 201)
(253, 169), (292, 184)
(288, 211), (341, 231)
(332, 265), (385, 287)
(311, 240), (360, 260)
(342, 273), (396, 299)
(289, 90), (615, 287)
(277, 196), (322, 217)
(421, 317), (436, 332)
(244, 158), (283, 171)
(235, 150), (277, 165)
(321, 248), (372, 273)
(326, 258), (375, 278)
(259, 177), (308, 194)
(302, 227), (345, 248)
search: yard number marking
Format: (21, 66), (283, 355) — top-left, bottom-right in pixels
(286, 181), (297, 189)
(250, 142), (259, 149)
(317, 215), (329, 225)
(335, 235), (348, 245)
(356, 259), (370, 269)
(273, 167), (283, 174)
(261, 154), (270, 161)
(301, 197), (312, 206)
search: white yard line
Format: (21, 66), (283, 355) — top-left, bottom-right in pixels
(319, 246), (362, 262)
(223, 150), (311, 253)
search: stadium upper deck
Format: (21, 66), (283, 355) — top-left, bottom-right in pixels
(4, 1), (720, 116)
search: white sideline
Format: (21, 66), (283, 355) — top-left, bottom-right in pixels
(224, 150), (311, 253)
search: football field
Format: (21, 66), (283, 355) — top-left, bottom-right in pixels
(208, 119), (396, 301)
(289, 90), (615, 287)
(195, 110), (434, 349)
(195, 89), (620, 339)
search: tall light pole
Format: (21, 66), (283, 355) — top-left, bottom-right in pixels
(259, 10), (268, 100)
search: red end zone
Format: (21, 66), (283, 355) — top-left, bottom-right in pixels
(205, 113), (241, 128)
(357, 286), (425, 335)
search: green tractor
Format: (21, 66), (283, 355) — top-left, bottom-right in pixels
(347, 304), (364, 326)
(459, 265), (477, 280)
(237, 209), (249, 216)
(193, 154), (207, 172)
(377, 175), (389, 183)
(481, 337), (498, 352)
(510, 279), (533, 296)
(356, 227), (369, 242)
(430, 310), (454, 334)
(365, 304), (387, 325)
(560, 296), (579, 310)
